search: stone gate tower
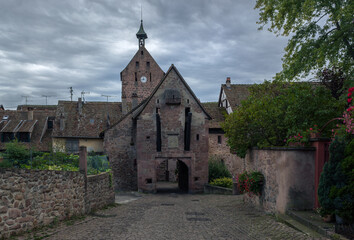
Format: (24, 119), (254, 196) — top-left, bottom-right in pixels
(121, 20), (165, 113)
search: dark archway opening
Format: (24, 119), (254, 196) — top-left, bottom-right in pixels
(156, 159), (189, 193)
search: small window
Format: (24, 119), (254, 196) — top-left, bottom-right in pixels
(157, 99), (159, 104)
(150, 72), (152, 82)
(196, 134), (199, 141)
(156, 108), (160, 114)
(218, 135), (222, 144)
(135, 72), (137, 81)
(1, 133), (14, 142)
(136, 61), (139, 67)
(66, 139), (79, 153)
(146, 178), (152, 184)
(187, 99), (189, 104)
(47, 120), (54, 129)
(146, 136), (150, 139)
(2, 115), (9, 120)
(18, 132), (30, 142)
(146, 62), (150, 67)
(141, 51), (144, 55)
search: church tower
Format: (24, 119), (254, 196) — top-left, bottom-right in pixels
(121, 20), (165, 114)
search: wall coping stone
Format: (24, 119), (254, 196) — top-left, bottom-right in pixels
(252, 147), (316, 151)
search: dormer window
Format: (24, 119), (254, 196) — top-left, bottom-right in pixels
(2, 115), (9, 120)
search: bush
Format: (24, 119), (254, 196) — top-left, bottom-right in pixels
(208, 155), (231, 182)
(318, 137), (347, 217)
(210, 177), (233, 189)
(87, 155), (110, 175)
(3, 140), (30, 167)
(238, 171), (264, 195)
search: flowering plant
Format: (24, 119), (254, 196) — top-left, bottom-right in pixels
(285, 132), (307, 146)
(238, 171), (264, 196)
(332, 87), (354, 138)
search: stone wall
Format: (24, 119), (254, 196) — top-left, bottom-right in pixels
(0, 169), (85, 238)
(208, 133), (244, 177)
(85, 172), (115, 213)
(104, 114), (138, 191)
(0, 169), (115, 239)
(243, 148), (316, 214)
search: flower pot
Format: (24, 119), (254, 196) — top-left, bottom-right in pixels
(335, 214), (344, 224)
(310, 132), (321, 138)
(322, 214), (334, 223)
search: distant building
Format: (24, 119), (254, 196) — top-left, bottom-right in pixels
(52, 99), (123, 153)
(0, 108), (55, 152)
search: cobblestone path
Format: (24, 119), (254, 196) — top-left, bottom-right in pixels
(46, 194), (325, 240)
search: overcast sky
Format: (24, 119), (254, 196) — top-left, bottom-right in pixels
(0, 0), (289, 109)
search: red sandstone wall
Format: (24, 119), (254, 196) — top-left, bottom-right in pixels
(135, 68), (209, 193)
(121, 46), (165, 110)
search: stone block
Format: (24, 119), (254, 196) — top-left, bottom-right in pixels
(0, 206), (8, 213)
(8, 208), (21, 219)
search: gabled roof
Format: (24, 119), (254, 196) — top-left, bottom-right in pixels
(0, 109), (56, 151)
(218, 84), (251, 109)
(132, 64), (212, 120)
(120, 46), (164, 76)
(52, 101), (123, 138)
(201, 102), (226, 128)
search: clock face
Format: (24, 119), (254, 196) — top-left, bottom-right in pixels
(140, 76), (147, 83)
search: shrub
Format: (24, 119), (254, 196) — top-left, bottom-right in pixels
(210, 177), (233, 189)
(318, 137), (347, 217)
(87, 155), (110, 175)
(238, 171), (264, 195)
(3, 140), (30, 167)
(208, 155), (231, 182)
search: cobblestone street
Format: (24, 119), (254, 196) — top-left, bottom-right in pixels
(45, 194), (325, 240)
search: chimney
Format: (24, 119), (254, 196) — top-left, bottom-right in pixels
(226, 77), (231, 88)
(27, 108), (33, 120)
(78, 97), (83, 115)
(60, 113), (65, 131)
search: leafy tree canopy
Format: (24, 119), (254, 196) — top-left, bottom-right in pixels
(255, 0), (354, 81)
(222, 81), (342, 158)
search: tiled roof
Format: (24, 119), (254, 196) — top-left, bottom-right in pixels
(0, 109), (56, 151)
(220, 84), (251, 108)
(201, 102), (226, 128)
(52, 101), (123, 138)
(17, 105), (57, 111)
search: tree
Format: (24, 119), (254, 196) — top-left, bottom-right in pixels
(222, 81), (342, 158)
(255, 0), (354, 81)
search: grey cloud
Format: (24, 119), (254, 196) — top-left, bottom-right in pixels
(0, 0), (288, 108)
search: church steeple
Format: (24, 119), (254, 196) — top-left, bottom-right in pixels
(136, 20), (148, 48)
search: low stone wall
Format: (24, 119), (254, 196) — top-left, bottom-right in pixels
(0, 169), (115, 239)
(85, 172), (115, 213)
(243, 147), (316, 214)
(0, 169), (85, 238)
(204, 184), (233, 195)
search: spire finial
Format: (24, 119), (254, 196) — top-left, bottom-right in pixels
(136, 9), (147, 48)
(141, 5), (142, 21)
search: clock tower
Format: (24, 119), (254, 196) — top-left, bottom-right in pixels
(121, 20), (165, 113)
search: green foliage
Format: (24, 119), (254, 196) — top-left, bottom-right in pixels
(331, 138), (354, 222)
(208, 155), (231, 182)
(3, 140), (30, 167)
(238, 171), (264, 195)
(222, 81), (342, 158)
(0, 159), (13, 168)
(20, 152), (79, 171)
(209, 177), (233, 189)
(87, 155), (110, 175)
(255, 0), (354, 82)
(318, 137), (347, 217)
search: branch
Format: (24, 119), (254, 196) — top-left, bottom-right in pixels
(336, 21), (354, 60)
(315, 13), (328, 24)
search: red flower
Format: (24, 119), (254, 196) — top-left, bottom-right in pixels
(349, 87), (354, 93)
(348, 98), (352, 103)
(349, 92), (353, 97)
(310, 128), (313, 131)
